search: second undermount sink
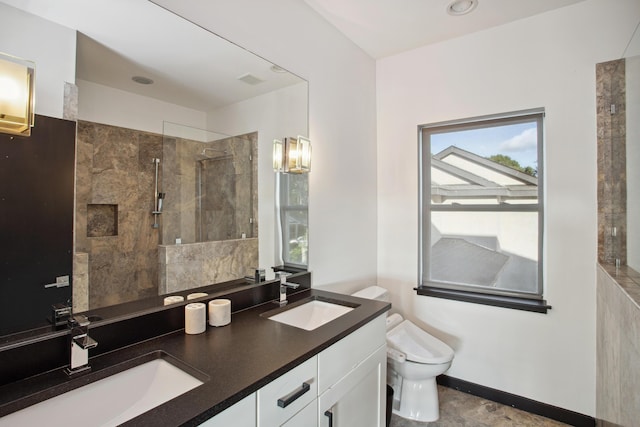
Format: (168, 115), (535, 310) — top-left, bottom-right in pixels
(267, 298), (356, 331)
(0, 352), (206, 427)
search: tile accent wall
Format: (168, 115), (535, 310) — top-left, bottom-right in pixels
(596, 59), (627, 265)
(596, 264), (640, 426)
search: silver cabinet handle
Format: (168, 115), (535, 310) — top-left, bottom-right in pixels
(277, 382), (310, 408)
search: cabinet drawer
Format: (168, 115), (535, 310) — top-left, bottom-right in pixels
(317, 314), (386, 394)
(198, 393), (256, 426)
(257, 356), (318, 426)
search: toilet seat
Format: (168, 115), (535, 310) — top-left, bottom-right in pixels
(386, 320), (454, 365)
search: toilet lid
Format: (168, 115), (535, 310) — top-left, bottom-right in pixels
(386, 320), (454, 364)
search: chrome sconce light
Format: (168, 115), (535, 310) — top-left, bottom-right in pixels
(0, 52), (35, 136)
(273, 136), (311, 173)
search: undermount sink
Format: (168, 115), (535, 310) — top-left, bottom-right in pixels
(0, 353), (205, 427)
(267, 298), (355, 331)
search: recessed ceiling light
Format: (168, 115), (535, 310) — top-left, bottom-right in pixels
(132, 75), (154, 85)
(446, 0), (478, 16)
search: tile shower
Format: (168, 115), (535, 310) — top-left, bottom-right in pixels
(74, 120), (258, 310)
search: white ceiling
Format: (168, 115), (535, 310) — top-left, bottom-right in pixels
(303, 0), (587, 58)
(2, 0), (590, 110)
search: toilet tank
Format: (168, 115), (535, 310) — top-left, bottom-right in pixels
(351, 286), (390, 302)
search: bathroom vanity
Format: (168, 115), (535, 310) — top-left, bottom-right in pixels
(0, 280), (390, 426)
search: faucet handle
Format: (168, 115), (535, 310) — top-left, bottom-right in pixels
(277, 272), (292, 283)
(69, 314), (90, 328)
(73, 334), (98, 350)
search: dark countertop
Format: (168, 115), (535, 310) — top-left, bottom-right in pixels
(0, 289), (390, 426)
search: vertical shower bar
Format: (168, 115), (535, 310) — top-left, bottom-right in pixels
(152, 158), (160, 228)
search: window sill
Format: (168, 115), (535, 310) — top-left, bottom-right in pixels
(415, 287), (551, 313)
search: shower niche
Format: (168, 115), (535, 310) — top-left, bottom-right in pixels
(86, 204), (118, 237)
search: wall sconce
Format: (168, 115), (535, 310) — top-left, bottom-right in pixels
(273, 136), (312, 173)
(0, 52), (35, 136)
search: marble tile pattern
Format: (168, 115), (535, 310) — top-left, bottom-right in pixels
(596, 264), (640, 427)
(597, 59), (627, 265)
(75, 121), (162, 309)
(158, 238), (259, 294)
(72, 252), (89, 313)
(390, 386), (569, 427)
(63, 82), (78, 121)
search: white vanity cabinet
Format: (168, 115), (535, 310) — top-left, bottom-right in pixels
(318, 315), (387, 427)
(198, 393), (256, 427)
(200, 314), (386, 427)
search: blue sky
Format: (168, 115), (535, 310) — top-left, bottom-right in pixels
(431, 122), (538, 170)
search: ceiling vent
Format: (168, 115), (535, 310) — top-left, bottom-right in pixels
(237, 73), (265, 85)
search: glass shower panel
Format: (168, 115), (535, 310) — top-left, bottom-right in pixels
(161, 122), (256, 245)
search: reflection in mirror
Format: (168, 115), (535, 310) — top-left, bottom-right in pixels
(0, 0), (308, 342)
(277, 173), (309, 268)
(159, 123), (260, 295)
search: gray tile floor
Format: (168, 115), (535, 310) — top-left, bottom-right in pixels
(389, 386), (570, 427)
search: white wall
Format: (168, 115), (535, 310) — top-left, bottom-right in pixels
(376, 0), (640, 416)
(152, 0), (378, 291)
(0, 2), (75, 119)
(77, 79), (206, 134)
(206, 82), (308, 272)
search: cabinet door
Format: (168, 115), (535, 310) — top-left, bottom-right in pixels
(282, 399), (318, 427)
(318, 345), (386, 427)
(317, 315), (385, 394)
(198, 393), (256, 427)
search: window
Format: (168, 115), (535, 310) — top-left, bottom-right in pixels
(417, 109), (550, 313)
(277, 173), (308, 268)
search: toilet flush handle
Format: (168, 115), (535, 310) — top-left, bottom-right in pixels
(387, 347), (406, 363)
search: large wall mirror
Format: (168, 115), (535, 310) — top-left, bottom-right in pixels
(0, 0), (308, 340)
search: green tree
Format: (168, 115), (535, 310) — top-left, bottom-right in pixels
(487, 154), (537, 177)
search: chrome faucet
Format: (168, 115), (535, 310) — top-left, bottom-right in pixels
(65, 315), (98, 377)
(278, 273), (299, 306)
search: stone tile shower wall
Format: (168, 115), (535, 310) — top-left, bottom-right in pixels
(597, 59), (627, 265)
(158, 238), (259, 294)
(596, 265), (640, 426)
(75, 121), (162, 309)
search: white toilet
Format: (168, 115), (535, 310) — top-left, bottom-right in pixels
(351, 286), (455, 422)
